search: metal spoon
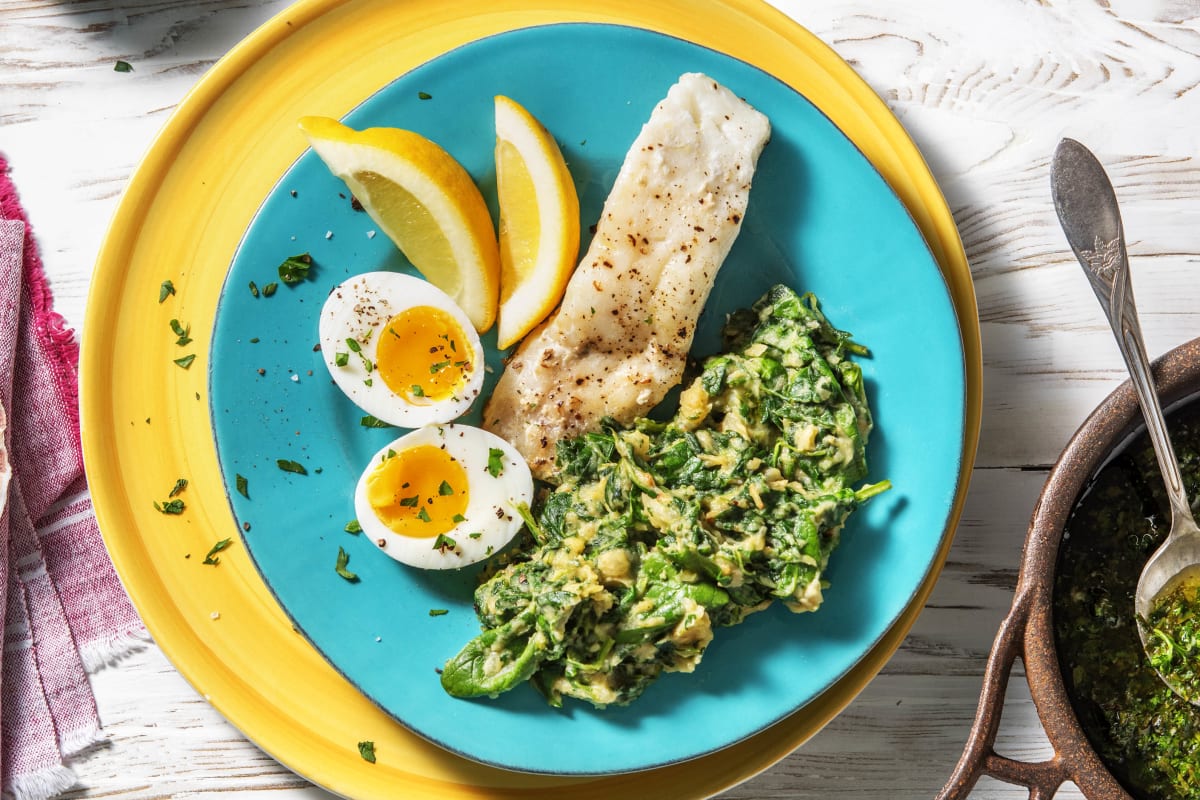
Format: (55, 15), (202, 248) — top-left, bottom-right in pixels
(1051, 137), (1200, 701)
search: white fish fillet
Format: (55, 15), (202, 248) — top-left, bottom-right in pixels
(484, 73), (771, 479)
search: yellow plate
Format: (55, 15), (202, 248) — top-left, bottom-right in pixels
(81, 0), (980, 797)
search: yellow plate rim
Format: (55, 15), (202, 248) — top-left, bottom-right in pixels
(81, 0), (980, 797)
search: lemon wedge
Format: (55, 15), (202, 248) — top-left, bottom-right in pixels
(298, 116), (500, 333)
(493, 96), (580, 349)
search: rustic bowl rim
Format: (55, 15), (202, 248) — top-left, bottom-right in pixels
(1022, 335), (1200, 798)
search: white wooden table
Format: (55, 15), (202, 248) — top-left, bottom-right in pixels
(3, 0), (1199, 797)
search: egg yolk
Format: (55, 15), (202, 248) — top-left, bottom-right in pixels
(376, 306), (472, 403)
(364, 444), (469, 538)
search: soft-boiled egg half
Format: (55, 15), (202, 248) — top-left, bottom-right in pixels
(354, 424), (534, 569)
(319, 272), (485, 427)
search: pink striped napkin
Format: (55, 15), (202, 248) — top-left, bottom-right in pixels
(0, 155), (146, 800)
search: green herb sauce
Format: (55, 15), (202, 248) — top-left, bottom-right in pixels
(1144, 581), (1200, 704)
(1054, 404), (1200, 799)
(441, 285), (887, 707)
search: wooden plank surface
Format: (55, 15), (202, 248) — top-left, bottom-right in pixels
(4, 0), (1199, 797)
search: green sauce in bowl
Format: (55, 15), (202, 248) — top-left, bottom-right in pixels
(1054, 403), (1200, 799)
(1143, 581), (1200, 705)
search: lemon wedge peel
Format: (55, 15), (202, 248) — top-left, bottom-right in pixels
(298, 116), (500, 333)
(493, 96), (581, 350)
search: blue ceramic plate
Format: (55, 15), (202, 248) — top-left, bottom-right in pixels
(210, 23), (964, 775)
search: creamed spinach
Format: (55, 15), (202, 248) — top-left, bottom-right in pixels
(441, 285), (888, 707)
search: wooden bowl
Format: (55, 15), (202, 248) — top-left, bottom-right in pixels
(937, 336), (1200, 799)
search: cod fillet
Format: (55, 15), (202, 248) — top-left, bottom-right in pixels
(485, 73), (771, 479)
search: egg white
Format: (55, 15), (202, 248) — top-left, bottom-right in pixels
(319, 271), (485, 427)
(353, 424), (534, 569)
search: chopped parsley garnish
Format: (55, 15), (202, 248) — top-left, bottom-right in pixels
(235, 474), (249, 499)
(344, 519), (362, 534)
(335, 547), (359, 582)
(154, 499), (185, 515)
(438, 480), (454, 496)
(346, 338), (362, 353)
(513, 502), (539, 537)
(114, 60), (132, 73)
(277, 252), (313, 285)
(334, 352), (349, 367)
(276, 459), (307, 475)
(399, 495), (419, 507)
(410, 385), (425, 397)
(468, 532), (482, 539)
(432, 533), (456, 550)
(429, 360), (451, 374)
(452, 513), (466, 523)
(417, 506), (432, 523)
(203, 538), (233, 565)
(418, 91), (432, 100)
(357, 740), (376, 763)
(261, 282), (278, 297)
(486, 448), (506, 478)
(173, 354), (196, 369)
(168, 478), (188, 498)
(170, 319), (192, 346)
(248, 281), (259, 298)
(429, 608), (449, 616)
(359, 415), (393, 428)
(159, 280), (175, 303)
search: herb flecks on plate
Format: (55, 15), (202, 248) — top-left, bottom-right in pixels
(335, 547), (359, 582)
(278, 252), (313, 285)
(441, 285), (888, 708)
(203, 538), (233, 566)
(154, 499), (185, 515)
(154, 478), (188, 515)
(170, 319), (192, 346)
(277, 459), (307, 475)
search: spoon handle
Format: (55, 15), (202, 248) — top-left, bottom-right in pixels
(1050, 138), (1195, 528)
